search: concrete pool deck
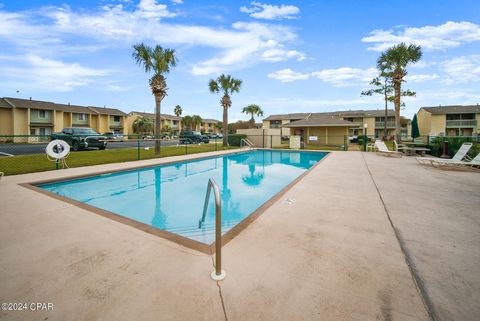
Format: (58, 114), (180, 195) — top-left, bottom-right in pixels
(0, 150), (478, 321)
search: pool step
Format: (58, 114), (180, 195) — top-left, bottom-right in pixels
(166, 221), (239, 238)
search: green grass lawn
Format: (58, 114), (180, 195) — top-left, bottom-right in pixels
(0, 143), (237, 176)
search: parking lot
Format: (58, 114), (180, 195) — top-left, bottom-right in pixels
(0, 140), (181, 156)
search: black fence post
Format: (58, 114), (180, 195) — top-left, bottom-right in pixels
(270, 135), (272, 148)
(137, 135), (140, 160)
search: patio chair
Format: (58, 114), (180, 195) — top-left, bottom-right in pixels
(366, 140), (379, 152)
(375, 141), (402, 157)
(430, 152), (480, 170)
(416, 142), (473, 165)
(393, 141), (408, 152)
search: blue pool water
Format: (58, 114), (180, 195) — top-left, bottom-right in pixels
(40, 150), (327, 244)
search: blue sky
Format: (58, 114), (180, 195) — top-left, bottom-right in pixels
(1, 0), (479, 121)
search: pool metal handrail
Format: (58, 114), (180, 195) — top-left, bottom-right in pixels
(199, 178), (226, 281)
(240, 138), (254, 149)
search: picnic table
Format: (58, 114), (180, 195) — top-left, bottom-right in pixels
(402, 146), (430, 156)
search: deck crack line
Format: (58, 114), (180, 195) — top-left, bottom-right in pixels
(211, 255), (229, 321)
(360, 152), (436, 321)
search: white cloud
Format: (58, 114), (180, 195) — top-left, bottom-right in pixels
(311, 67), (377, 87)
(267, 68), (309, 82)
(440, 55), (480, 83)
(261, 48), (306, 62)
(405, 74), (439, 83)
(268, 67), (378, 86)
(362, 21), (480, 51)
(0, 5), (304, 76)
(240, 2), (299, 20)
(136, 0), (176, 18)
(171, 0), (183, 4)
(0, 55), (111, 92)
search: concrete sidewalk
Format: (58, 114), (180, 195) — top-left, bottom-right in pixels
(363, 152), (480, 321)
(1, 150), (476, 320)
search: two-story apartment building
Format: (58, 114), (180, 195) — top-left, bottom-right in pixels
(417, 105), (480, 137)
(126, 112), (220, 135)
(0, 97), (127, 139)
(126, 112), (183, 135)
(262, 109), (411, 139)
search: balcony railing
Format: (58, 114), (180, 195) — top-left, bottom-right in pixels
(375, 121), (396, 128)
(269, 124), (282, 129)
(446, 119), (477, 127)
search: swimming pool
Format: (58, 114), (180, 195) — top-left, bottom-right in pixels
(38, 150), (327, 248)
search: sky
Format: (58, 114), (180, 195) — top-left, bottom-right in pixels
(0, 0), (479, 122)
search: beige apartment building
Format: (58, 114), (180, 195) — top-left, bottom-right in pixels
(263, 109), (411, 139)
(0, 97), (127, 140)
(417, 105), (480, 137)
(126, 112), (220, 135)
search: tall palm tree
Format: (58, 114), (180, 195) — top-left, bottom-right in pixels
(191, 115), (203, 132)
(208, 74), (242, 146)
(132, 43), (177, 154)
(377, 43), (422, 142)
(174, 105), (182, 117)
(241, 104), (263, 127)
(132, 116), (154, 134)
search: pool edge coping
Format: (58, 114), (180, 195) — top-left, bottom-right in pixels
(19, 148), (331, 255)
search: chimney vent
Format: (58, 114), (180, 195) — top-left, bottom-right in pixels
(68, 102), (70, 106)
(29, 97), (32, 101)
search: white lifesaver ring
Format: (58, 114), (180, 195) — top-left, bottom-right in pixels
(46, 140), (70, 159)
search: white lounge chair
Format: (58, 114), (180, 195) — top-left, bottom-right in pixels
(431, 152), (480, 170)
(416, 142), (473, 165)
(375, 141), (402, 157)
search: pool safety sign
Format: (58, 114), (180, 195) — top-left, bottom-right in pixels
(290, 136), (301, 149)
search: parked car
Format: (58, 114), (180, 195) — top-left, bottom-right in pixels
(349, 135), (358, 143)
(209, 133), (223, 139)
(179, 131), (209, 144)
(51, 127), (107, 151)
(103, 132), (125, 141)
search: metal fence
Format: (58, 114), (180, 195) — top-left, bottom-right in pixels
(1, 134), (479, 176)
(0, 134), (235, 176)
(235, 133), (480, 156)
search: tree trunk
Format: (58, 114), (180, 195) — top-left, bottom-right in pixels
(393, 80), (401, 143)
(222, 105), (228, 147)
(384, 79), (388, 141)
(154, 94), (162, 154)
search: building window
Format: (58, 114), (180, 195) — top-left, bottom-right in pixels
(78, 113), (86, 121)
(270, 120), (282, 129)
(113, 115), (121, 122)
(38, 110), (46, 118)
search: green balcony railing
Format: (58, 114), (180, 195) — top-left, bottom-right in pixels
(446, 119), (477, 127)
(374, 121), (396, 128)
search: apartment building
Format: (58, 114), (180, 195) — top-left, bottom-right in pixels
(417, 105), (480, 137)
(126, 112), (183, 135)
(126, 112), (220, 135)
(263, 109), (411, 139)
(0, 97), (127, 139)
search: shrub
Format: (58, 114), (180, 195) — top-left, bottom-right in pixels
(429, 136), (480, 158)
(227, 134), (247, 146)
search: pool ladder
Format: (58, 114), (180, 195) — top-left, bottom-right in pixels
(199, 178), (226, 281)
(240, 138), (254, 149)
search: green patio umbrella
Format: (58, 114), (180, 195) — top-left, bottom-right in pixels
(411, 113), (420, 139)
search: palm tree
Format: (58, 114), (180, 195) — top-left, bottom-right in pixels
(132, 116), (153, 135)
(208, 74), (242, 146)
(242, 104), (263, 127)
(174, 105), (182, 117)
(181, 115), (193, 130)
(132, 43), (177, 154)
(377, 43), (422, 142)
(191, 115), (202, 132)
